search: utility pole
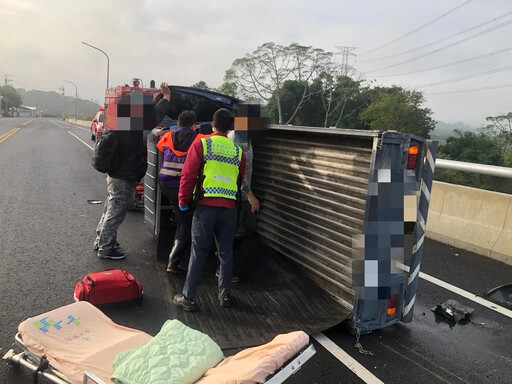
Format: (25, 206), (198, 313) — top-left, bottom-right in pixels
(81, 41), (110, 91)
(58, 86), (66, 118)
(4, 74), (12, 86)
(334, 46), (357, 76)
(63, 79), (78, 123)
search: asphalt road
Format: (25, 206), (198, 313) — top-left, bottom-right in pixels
(0, 117), (510, 384)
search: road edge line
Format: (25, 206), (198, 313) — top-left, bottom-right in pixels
(67, 131), (94, 151)
(396, 262), (512, 319)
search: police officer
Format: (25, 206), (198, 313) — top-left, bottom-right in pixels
(173, 108), (246, 311)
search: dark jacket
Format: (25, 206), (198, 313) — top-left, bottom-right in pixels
(154, 98), (178, 126)
(108, 131), (147, 182)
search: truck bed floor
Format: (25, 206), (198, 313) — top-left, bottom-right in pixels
(159, 235), (351, 349)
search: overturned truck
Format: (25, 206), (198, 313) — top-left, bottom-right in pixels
(143, 96), (436, 342)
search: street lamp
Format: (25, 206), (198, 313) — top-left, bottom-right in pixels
(81, 41), (110, 91)
(63, 79), (78, 123)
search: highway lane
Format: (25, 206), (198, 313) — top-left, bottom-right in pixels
(1, 117), (511, 383)
(0, 118), (33, 145)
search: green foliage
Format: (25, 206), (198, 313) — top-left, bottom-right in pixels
(359, 87), (435, 138)
(191, 81), (210, 90)
(439, 130), (502, 165)
(504, 150), (512, 168)
(436, 129), (512, 194)
(481, 112), (512, 156)
(227, 42), (332, 124)
(217, 83), (237, 98)
(0, 85), (23, 115)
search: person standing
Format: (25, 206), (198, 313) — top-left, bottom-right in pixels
(156, 110), (198, 273)
(93, 130), (147, 259)
(173, 108), (246, 311)
(214, 130), (260, 281)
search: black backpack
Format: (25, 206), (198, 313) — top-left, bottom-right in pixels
(92, 131), (118, 173)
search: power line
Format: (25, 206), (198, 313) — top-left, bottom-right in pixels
(363, 17), (512, 74)
(359, 0), (474, 56)
(360, 10), (512, 62)
(374, 45), (512, 77)
(425, 83), (512, 95)
(416, 64), (512, 88)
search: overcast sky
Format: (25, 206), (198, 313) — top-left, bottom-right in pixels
(1, 0), (511, 127)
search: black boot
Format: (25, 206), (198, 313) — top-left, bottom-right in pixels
(167, 240), (186, 274)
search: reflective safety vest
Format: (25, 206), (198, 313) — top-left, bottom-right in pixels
(158, 132), (189, 187)
(201, 135), (242, 200)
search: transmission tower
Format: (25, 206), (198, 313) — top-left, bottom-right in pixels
(334, 46), (357, 76)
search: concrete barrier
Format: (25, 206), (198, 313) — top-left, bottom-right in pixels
(426, 181), (512, 265)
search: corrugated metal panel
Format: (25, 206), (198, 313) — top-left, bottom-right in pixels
(252, 129), (374, 308)
(144, 143), (158, 234)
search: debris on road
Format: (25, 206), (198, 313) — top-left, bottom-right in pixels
(431, 299), (475, 323)
(87, 200), (103, 204)
(485, 283), (512, 310)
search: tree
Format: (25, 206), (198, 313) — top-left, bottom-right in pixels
(435, 130), (511, 193)
(481, 112), (512, 156)
(215, 70), (238, 98)
(439, 130), (503, 165)
(359, 87), (435, 138)
(0, 85), (23, 115)
(264, 80), (319, 126)
(191, 81), (210, 90)
(226, 42), (331, 124)
(314, 74), (365, 128)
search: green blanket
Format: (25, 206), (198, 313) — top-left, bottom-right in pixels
(111, 319), (223, 384)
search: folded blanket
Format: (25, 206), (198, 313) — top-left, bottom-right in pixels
(198, 331), (309, 384)
(111, 319), (223, 384)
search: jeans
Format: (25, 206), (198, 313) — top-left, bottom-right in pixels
(183, 204), (237, 299)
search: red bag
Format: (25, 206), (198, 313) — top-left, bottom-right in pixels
(74, 270), (143, 305)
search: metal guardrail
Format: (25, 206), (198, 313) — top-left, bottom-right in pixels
(437, 159), (512, 179)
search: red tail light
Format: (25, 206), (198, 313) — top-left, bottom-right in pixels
(407, 146), (419, 169)
(387, 295), (398, 316)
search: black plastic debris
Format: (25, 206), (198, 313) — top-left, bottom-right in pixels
(485, 283), (512, 310)
(431, 299), (475, 323)
(87, 200), (103, 204)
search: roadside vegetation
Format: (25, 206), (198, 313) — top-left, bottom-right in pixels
(213, 42), (511, 193)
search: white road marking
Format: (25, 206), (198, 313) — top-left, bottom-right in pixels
(50, 121), (94, 150)
(71, 125), (89, 133)
(50, 120), (66, 129)
(397, 262), (512, 319)
(63, 121), (90, 132)
(67, 131), (94, 151)
(313, 333), (384, 384)
(51, 120), (89, 132)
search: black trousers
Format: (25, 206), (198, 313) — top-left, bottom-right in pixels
(160, 185), (194, 255)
